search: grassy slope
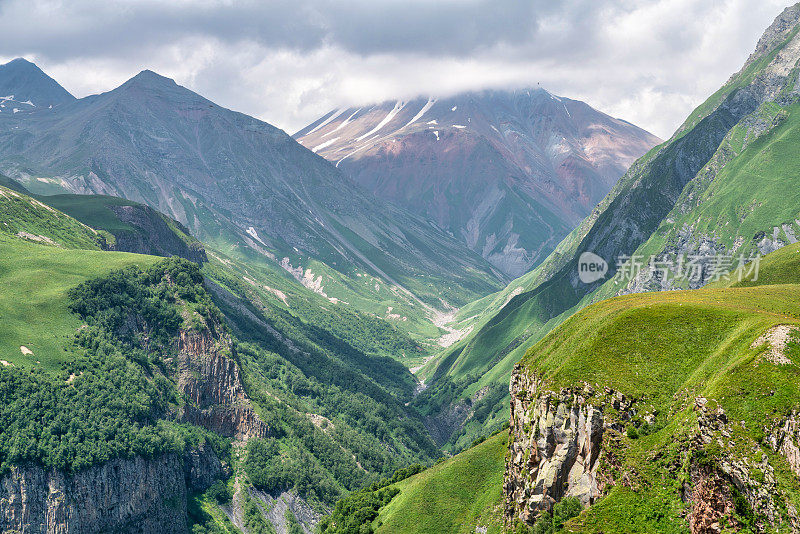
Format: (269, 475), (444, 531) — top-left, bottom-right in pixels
(0, 185), (104, 249)
(0, 236), (158, 370)
(518, 245), (800, 531)
(375, 432), (507, 534)
(415, 19), (800, 450)
(387, 244), (800, 533)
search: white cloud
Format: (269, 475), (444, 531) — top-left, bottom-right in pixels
(0, 0), (791, 138)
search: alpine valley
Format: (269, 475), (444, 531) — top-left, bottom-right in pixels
(1, 2), (800, 534)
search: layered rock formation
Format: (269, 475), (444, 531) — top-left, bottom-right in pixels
(176, 328), (269, 441)
(0, 452), (201, 534)
(504, 368), (620, 524)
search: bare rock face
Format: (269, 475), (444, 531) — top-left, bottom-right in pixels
(295, 90), (661, 279)
(688, 464), (737, 534)
(0, 454), (188, 534)
(504, 367), (609, 525)
(106, 204), (207, 263)
(250, 488), (324, 534)
(177, 328), (269, 441)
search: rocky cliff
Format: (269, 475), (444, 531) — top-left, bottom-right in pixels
(177, 328), (269, 441)
(0, 445), (230, 534)
(107, 204), (207, 263)
(504, 368), (629, 525)
(0, 274), (267, 533)
(504, 363), (800, 532)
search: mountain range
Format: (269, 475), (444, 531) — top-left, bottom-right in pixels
(413, 0), (800, 454)
(296, 90), (660, 278)
(2, 2), (800, 532)
(0, 60), (507, 349)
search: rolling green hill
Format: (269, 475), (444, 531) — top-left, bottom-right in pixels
(0, 236), (158, 369)
(508, 244), (800, 532)
(374, 432), (507, 534)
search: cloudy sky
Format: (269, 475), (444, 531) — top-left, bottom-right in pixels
(0, 0), (791, 138)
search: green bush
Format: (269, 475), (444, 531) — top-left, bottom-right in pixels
(206, 481), (232, 505)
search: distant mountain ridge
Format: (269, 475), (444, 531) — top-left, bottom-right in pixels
(414, 1), (800, 451)
(0, 58), (75, 113)
(296, 89), (661, 277)
(0, 62), (504, 336)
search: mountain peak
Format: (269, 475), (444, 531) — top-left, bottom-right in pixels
(124, 69), (179, 89)
(0, 58), (75, 108)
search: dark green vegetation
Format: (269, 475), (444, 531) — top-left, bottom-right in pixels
(415, 2), (800, 452)
(0, 189), (443, 522)
(319, 430), (506, 534)
(0, 256), (228, 473)
(514, 499), (582, 534)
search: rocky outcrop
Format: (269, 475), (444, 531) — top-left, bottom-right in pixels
(250, 488), (324, 534)
(0, 444), (229, 534)
(504, 367), (618, 525)
(106, 204), (207, 263)
(177, 328), (269, 441)
(184, 441), (228, 493)
(0, 454), (188, 534)
(688, 398), (800, 533)
(770, 410), (800, 478)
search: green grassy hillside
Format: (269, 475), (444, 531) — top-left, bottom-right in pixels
(0, 237), (158, 369)
(384, 244), (800, 533)
(511, 245), (800, 531)
(414, 5), (800, 452)
(0, 184), (105, 249)
(374, 432), (507, 534)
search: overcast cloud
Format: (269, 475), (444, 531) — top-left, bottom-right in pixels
(0, 0), (791, 138)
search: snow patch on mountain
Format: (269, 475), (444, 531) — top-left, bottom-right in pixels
(401, 98), (436, 130)
(312, 137), (339, 153)
(355, 100), (405, 141)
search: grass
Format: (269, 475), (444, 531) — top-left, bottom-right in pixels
(0, 236), (158, 369)
(512, 245), (800, 530)
(374, 432), (507, 534)
(41, 194), (141, 233)
(0, 185), (103, 249)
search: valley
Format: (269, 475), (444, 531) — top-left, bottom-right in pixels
(2, 2), (800, 533)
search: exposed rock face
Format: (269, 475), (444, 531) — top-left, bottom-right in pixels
(504, 367), (610, 525)
(184, 441), (228, 492)
(688, 464), (737, 534)
(250, 488), (324, 534)
(107, 204), (207, 263)
(688, 398), (800, 533)
(0, 454), (188, 534)
(770, 410), (800, 478)
(296, 90), (661, 278)
(177, 328), (269, 441)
